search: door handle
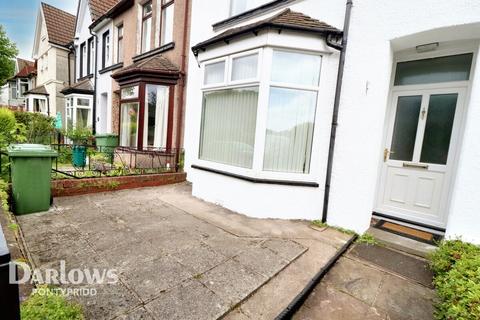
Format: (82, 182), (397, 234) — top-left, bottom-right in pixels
(403, 162), (429, 169)
(384, 148), (395, 162)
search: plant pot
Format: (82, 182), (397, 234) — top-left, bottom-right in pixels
(72, 145), (87, 168)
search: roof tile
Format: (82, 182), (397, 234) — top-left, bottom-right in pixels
(113, 54), (180, 78)
(42, 2), (76, 47)
(88, 0), (120, 21)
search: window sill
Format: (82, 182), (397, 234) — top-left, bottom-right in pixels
(212, 0), (296, 31)
(191, 164), (319, 187)
(99, 62), (124, 74)
(132, 42), (175, 63)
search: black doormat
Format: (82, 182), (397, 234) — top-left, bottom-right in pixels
(374, 220), (442, 245)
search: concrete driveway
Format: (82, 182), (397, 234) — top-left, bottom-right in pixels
(17, 182), (351, 320)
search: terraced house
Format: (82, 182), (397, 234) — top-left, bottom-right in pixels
(67, 0), (190, 160)
(184, 0), (480, 244)
(28, 3), (76, 118)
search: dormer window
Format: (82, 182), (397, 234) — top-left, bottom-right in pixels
(141, 1), (153, 53)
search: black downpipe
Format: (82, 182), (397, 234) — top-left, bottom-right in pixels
(89, 29), (98, 135)
(322, 0), (353, 223)
(275, 234), (358, 319)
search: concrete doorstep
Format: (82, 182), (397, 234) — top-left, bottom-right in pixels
(16, 182), (353, 320)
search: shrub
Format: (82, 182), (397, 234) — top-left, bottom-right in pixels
(0, 107), (17, 147)
(13, 111), (55, 144)
(430, 240), (480, 320)
(21, 286), (84, 320)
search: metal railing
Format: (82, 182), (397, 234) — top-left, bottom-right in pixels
(52, 143), (183, 180)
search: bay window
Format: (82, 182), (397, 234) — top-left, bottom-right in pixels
(141, 2), (153, 53)
(65, 96), (93, 131)
(199, 48), (321, 177)
(160, 0), (174, 45)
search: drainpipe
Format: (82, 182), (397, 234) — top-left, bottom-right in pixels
(67, 46), (72, 86)
(175, 0), (190, 166)
(89, 29), (98, 135)
(322, 0), (353, 223)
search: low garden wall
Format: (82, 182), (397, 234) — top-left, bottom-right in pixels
(52, 172), (187, 197)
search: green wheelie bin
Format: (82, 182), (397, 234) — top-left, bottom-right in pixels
(7, 144), (58, 215)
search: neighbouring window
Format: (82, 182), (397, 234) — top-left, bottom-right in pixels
(145, 84), (170, 148)
(200, 87), (259, 168)
(117, 24), (124, 63)
(394, 53), (473, 86)
(80, 42), (86, 78)
(120, 103), (139, 147)
(87, 37), (94, 74)
(199, 48), (322, 175)
(19, 80), (29, 96)
(102, 31), (110, 69)
(10, 82), (17, 99)
(121, 86), (139, 99)
(65, 96), (92, 131)
(160, 0), (174, 45)
(204, 61), (226, 85)
(230, 0), (272, 16)
(141, 1), (153, 53)
(33, 98), (47, 113)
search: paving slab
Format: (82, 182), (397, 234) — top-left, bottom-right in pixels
(349, 243), (434, 287)
(16, 183), (348, 319)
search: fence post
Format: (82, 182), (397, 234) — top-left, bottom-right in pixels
(0, 224), (21, 319)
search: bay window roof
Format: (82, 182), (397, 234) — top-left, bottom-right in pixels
(24, 85), (49, 96)
(192, 9), (341, 55)
(112, 54), (180, 84)
(60, 79), (94, 95)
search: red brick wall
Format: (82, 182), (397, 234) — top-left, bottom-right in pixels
(52, 172), (186, 197)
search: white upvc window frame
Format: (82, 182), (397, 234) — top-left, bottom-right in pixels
(197, 46), (322, 182)
(65, 94), (93, 131)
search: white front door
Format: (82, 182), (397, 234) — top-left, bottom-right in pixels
(376, 86), (466, 228)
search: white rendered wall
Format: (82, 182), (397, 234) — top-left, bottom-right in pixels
(95, 21), (114, 134)
(185, 0), (480, 238)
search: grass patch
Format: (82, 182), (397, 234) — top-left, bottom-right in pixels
(311, 220), (356, 235)
(429, 239), (480, 320)
(21, 286), (84, 320)
(356, 233), (378, 246)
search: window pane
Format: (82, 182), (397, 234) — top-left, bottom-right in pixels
(271, 50), (321, 86)
(76, 108), (91, 128)
(143, 2), (152, 16)
(121, 86), (138, 99)
(231, 54), (258, 81)
(120, 103), (139, 147)
(263, 87), (317, 173)
(420, 94), (458, 164)
(161, 3), (174, 45)
(230, 0), (271, 16)
(394, 53), (473, 86)
(390, 96), (422, 161)
(118, 38), (123, 62)
(145, 85), (169, 148)
(200, 87), (258, 168)
(77, 98), (90, 106)
(204, 61), (225, 85)
(142, 17), (152, 53)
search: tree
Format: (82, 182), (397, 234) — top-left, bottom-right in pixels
(0, 25), (18, 85)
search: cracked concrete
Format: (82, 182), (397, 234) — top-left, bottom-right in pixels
(17, 182), (350, 319)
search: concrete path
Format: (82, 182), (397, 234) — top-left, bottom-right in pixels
(17, 182), (351, 320)
(294, 243), (436, 320)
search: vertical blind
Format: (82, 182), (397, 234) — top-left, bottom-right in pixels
(263, 87), (317, 173)
(200, 87), (258, 168)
